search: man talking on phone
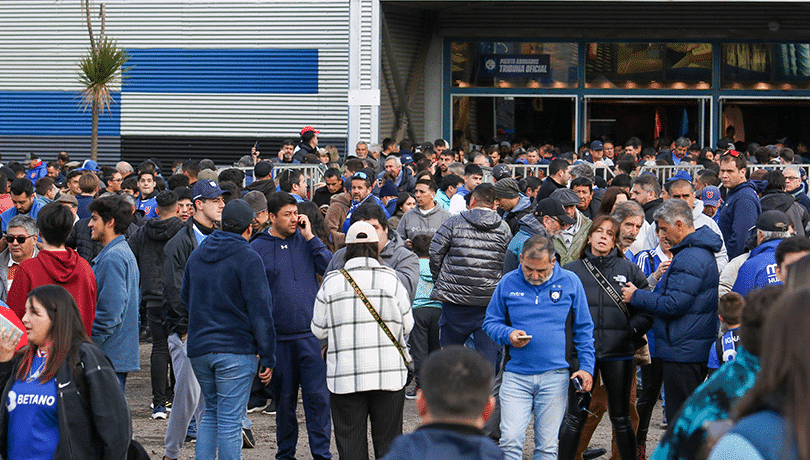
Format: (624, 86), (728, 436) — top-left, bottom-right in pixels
(484, 234), (595, 460)
(251, 191), (334, 460)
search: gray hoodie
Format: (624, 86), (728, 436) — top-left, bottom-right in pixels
(396, 202), (451, 242)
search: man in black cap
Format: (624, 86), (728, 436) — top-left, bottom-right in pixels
(184, 199), (276, 459)
(550, 187), (592, 266)
(490, 164), (512, 183)
(731, 210), (792, 296)
(494, 178), (532, 236)
(503, 197), (574, 274)
(245, 161), (276, 196)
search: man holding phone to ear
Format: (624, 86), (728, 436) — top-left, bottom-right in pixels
(484, 234), (595, 460)
(251, 191), (334, 460)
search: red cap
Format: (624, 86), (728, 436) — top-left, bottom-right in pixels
(300, 126), (320, 136)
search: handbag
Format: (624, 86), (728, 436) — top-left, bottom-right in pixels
(339, 268), (410, 368)
(581, 258), (648, 352)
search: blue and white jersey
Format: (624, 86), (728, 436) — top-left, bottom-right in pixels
(708, 327), (741, 369)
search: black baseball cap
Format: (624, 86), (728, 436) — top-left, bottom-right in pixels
(535, 198), (576, 225)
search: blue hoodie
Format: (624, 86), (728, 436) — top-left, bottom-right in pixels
(630, 226), (722, 363)
(182, 230), (276, 369)
(250, 230), (332, 339)
(716, 181), (761, 259)
(483, 264), (595, 376)
(732, 238), (782, 297)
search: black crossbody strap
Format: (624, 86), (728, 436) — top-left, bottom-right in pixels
(582, 258), (631, 319)
(340, 268), (409, 366)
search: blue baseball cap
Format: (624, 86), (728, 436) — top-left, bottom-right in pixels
(400, 153), (414, 165)
(191, 179), (231, 202)
(667, 170), (693, 183)
(78, 159), (100, 172)
(590, 140), (604, 151)
(701, 186), (721, 206)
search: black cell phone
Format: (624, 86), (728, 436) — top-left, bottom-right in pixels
(253, 141), (259, 150)
(572, 377), (584, 392)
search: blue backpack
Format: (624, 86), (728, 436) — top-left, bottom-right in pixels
(728, 411), (798, 460)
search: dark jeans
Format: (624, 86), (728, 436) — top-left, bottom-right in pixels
(271, 337), (332, 460)
(636, 357), (663, 445)
(330, 389), (405, 460)
(439, 303), (500, 372)
(408, 307), (441, 388)
(147, 305), (172, 408)
(559, 359), (637, 460)
(661, 361), (707, 423)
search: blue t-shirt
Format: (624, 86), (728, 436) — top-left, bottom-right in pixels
(414, 258), (441, 310)
(7, 352), (59, 460)
(708, 327), (740, 369)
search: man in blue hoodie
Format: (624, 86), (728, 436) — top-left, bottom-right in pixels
(183, 199), (276, 460)
(731, 210), (790, 296)
(716, 152), (761, 259)
(483, 234), (595, 460)
(622, 198), (722, 424)
(251, 192), (333, 460)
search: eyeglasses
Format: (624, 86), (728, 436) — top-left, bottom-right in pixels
(5, 234), (32, 244)
(785, 176), (801, 181)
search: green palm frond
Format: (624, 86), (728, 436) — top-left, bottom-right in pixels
(77, 36), (132, 114)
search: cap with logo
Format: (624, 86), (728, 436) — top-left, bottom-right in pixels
(491, 164), (512, 181)
(701, 186), (721, 206)
(78, 159), (101, 172)
(191, 179), (231, 202)
(590, 140), (604, 151)
(535, 198), (576, 225)
(345, 221), (379, 244)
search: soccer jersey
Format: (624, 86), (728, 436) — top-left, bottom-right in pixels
(708, 327), (740, 369)
(7, 351), (59, 460)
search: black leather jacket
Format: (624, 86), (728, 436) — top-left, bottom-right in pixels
(0, 341), (131, 460)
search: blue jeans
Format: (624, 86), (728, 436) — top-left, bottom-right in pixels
(190, 353), (258, 460)
(499, 369), (569, 460)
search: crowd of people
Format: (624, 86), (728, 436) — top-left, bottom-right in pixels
(0, 126), (807, 460)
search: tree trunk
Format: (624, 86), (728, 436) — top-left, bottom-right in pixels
(91, 98), (99, 161)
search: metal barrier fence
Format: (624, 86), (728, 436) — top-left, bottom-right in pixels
(221, 164), (327, 198)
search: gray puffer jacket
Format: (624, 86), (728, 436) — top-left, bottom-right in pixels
(429, 207), (512, 307)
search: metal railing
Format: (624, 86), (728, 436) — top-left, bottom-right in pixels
(220, 164), (327, 197)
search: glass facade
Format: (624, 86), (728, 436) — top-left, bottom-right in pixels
(585, 43), (712, 90)
(722, 43), (810, 90)
(451, 42), (579, 88)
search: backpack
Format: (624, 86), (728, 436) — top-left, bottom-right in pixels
(728, 410), (798, 460)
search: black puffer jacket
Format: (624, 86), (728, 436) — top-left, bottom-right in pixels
(0, 341), (131, 460)
(429, 208), (512, 307)
(129, 216), (185, 305)
(564, 248), (653, 359)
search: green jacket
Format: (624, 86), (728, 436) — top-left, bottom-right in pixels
(554, 212), (592, 266)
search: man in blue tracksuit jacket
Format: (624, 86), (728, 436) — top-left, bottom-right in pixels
(251, 192), (333, 460)
(484, 234), (594, 460)
(622, 199), (722, 423)
(732, 210), (790, 296)
(716, 153), (761, 259)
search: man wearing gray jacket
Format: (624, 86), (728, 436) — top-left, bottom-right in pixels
(396, 179), (450, 244)
(325, 202), (419, 303)
(430, 184), (512, 369)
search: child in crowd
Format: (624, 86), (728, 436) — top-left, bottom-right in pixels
(406, 234), (443, 399)
(707, 292), (744, 376)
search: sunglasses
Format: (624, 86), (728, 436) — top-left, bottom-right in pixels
(5, 234), (32, 244)
(353, 172), (369, 180)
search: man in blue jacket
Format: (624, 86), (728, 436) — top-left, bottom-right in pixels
(484, 234), (595, 460)
(183, 199), (276, 460)
(88, 195), (140, 390)
(622, 198), (722, 423)
(251, 192), (333, 460)
(732, 210), (791, 296)
(716, 152), (761, 259)
(1, 178), (43, 232)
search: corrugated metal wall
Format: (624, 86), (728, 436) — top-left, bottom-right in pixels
(380, 4), (426, 143)
(0, 1), (351, 165)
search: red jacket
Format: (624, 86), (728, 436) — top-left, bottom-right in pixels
(7, 248), (97, 336)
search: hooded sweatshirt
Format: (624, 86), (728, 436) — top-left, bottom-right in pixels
(128, 216), (186, 305)
(250, 230), (332, 339)
(396, 203), (451, 242)
(182, 230), (276, 369)
(717, 181), (761, 259)
(7, 248), (96, 336)
(760, 189), (809, 237)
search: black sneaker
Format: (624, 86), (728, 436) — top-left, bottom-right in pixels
(184, 435), (196, 443)
(247, 397), (266, 413)
(583, 448), (607, 460)
(261, 401), (276, 415)
(405, 387), (418, 400)
(242, 428), (255, 448)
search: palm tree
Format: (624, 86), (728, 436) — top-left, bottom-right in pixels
(78, 1), (131, 161)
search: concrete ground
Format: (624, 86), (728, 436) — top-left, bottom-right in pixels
(130, 344), (666, 459)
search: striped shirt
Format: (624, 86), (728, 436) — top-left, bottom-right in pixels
(312, 257), (413, 394)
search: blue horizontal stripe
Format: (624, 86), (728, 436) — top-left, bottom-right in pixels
(0, 92), (120, 136)
(124, 48), (319, 94)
